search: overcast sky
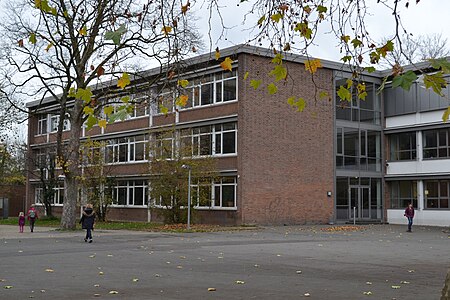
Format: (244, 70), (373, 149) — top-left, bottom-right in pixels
(195, 0), (450, 62)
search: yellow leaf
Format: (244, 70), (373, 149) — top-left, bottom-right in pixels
(244, 71), (249, 80)
(98, 119), (107, 129)
(267, 83), (278, 95)
(104, 106), (114, 116)
(117, 72), (130, 89)
(304, 59), (322, 74)
(176, 95), (189, 107)
(45, 268), (54, 273)
(346, 78), (353, 89)
(443, 107), (450, 122)
(79, 26), (87, 36)
(45, 42), (53, 52)
(178, 79), (189, 88)
(162, 26), (172, 35)
(83, 106), (94, 115)
(220, 57), (233, 72)
(208, 288), (216, 292)
(215, 48), (220, 60)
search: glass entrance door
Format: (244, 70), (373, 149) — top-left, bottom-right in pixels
(349, 186), (371, 220)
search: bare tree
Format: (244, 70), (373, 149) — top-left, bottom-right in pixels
(0, 0), (202, 229)
(418, 33), (449, 61)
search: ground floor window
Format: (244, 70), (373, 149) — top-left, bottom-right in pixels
(191, 176), (237, 209)
(389, 181), (418, 209)
(34, 185), (64, 205)
(424, 180), (449, 209)
(336, 177), (382, 220)
(111, 180), (148, 207)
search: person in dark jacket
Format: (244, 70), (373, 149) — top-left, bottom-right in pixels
(404, 203), (415, 232)
(80, 204), (95, 243)
(27, 204), (38, 233)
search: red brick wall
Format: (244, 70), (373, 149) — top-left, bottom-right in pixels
(237, 53), (335, 225)
(0, 185), (26, 217)
(179, 102), (238, 123)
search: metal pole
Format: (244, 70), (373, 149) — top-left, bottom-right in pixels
(353, 206), (356, 225)
(187, 168), (191, 230)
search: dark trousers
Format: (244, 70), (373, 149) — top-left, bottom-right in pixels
(29, 218), (36, 232)
(85, 228), (92, 240)
(407, 217), (413, 231)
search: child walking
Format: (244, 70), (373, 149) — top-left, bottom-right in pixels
(80, 204), (95, 243)
(18, 212), (25, 233)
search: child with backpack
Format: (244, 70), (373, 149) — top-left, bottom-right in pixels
(27, 205), (38, 232)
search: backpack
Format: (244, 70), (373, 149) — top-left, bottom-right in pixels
(29, 210), (36, 218)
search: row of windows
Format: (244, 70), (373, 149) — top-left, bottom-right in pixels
(389, 128), (450, 161)
(390, 180), (450, 209)
(34, 177), (237, 209)
(34, 122), (237, 168)
(37, 114), (71, 135)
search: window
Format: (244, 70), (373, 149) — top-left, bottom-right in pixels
(389, 181), (417, 209)
(424, 180), (449, 209)
(34, 148), (57, 169)
(105, 135), (148, 164)
(49, 114), (70, 132)
(37, 115), (47, 135)
(111, 180), (148, 206)
(34, 185), (64, 205)
(181, 122), (237, 157)
(336, 80), (381, 124)
(154, 132), (174, 159)
(423, 129), (450, 159)
(389, 132), (417, 161)
(336, 127), (381, 171)
(191, 177), (237, 208)
(130, 93), (149, 118)
(179, 70), (237, 110)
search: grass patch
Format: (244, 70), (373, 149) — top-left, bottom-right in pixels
(0, 217), (256, 232)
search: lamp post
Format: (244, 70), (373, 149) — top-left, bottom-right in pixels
(181, 164), (191, 230)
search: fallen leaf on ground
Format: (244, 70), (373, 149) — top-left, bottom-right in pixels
(254, 264), (260, 268)
(94, 284), (100, 287)
(155, 274), (161, 277)
(109, 290), (119, 294)
(208, 288), (216, 292)
(177, 266), (183, 269)
(107, 254), (114, 257)
(89, 255), (95, 258)
(98, 272), (104, 275)
(366, 282), (372, 285)
(132, 278), (139, 282)
(296, 270), (302, 274)
(304, 292), (311, 297)
(4, 286), (13, 289)
(407, 270), (415, 273)
(235, 280), (245, 284)
(363, 291), (373, 295)
(45, 269), (54, 273)
(391, 285), (401, 289)
(40, 290), (45, 293)
(94, 294), (101, 297)
(400, 281), (410, 284)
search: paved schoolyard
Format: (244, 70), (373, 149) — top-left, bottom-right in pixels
(0, 224), (449, 299)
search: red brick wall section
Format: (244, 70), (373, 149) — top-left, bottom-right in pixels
(0, 185), (27, 217)
(178, 102), (238, 123)
(237, 53), (335, 225)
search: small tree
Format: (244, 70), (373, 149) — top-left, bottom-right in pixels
(79, 139), (115, 221)
(149, 129), (218, 224)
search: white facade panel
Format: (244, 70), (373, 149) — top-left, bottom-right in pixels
(386, 160), (450, 176)
(385, 110), (445, 130)
(387, 209), (450, 227)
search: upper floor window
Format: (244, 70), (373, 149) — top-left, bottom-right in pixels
(156, 70), (238, 114)
(181, 122), (237, 157)
(336, 127), (381, 171)
(424, 180), (449, 209)
(37, 115), (47, 135)
(389, 132), (417, 161)
(423, 129), (450, 159)
(50, 114), (70, 133)
(105, 135), (148, 164)
(335, 80), (381, 125)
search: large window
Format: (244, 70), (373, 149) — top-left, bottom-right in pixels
(424, 180), (449, 209)
(336, 127), (381, 171)
(34, 184), (64, 205)
(105, 135), (148, 164)
(423, 129), (450, 159)
(37, 115), (48, 135)
(389, 181), (417, 209)
(111, 180), (148, 206)
(336, 81), (381, 124)
(154, 132), (174, 159)
(389, 132), (417, 161)
(181, 122), (237, 157)
(191, 177), (237, 208)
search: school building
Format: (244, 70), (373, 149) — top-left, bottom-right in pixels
(26, 45), (450, 226)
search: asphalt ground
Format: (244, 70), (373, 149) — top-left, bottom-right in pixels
(0, 224), (449, 300)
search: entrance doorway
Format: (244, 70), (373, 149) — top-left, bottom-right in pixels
(349, 186), (370, 220)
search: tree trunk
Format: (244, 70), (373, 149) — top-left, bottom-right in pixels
(60, 100), (83, 229)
